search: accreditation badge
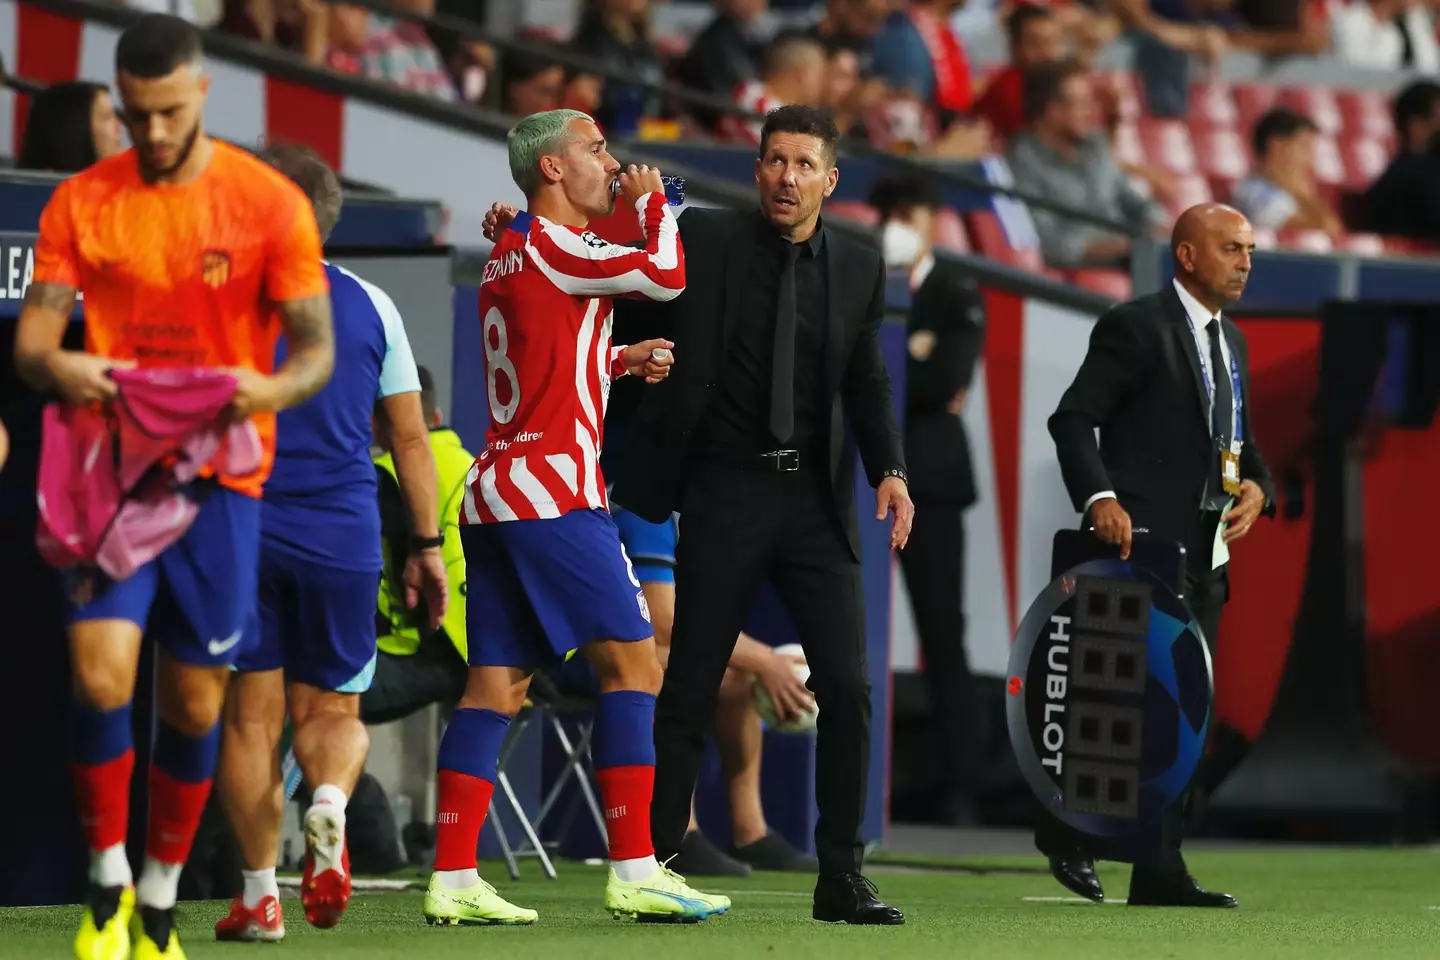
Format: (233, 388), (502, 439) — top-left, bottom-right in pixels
(1221, 442), (1241, 496)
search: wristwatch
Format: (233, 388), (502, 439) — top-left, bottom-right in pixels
(881, 467), (908, 485)
(410, 533), (443, 553)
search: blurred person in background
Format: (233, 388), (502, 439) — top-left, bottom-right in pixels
(217, 0), (329, 65)
(824, 39), (866, 137)
(573, 0), (666, 135)
(973, 4), (1064, 143)
(1007, 59), (1164, 268)
(17, 81), (125, 173)
(869, 174), (988, 825)
(498, 48), (566, 116)
(1231, 107), (1342, 240)
(870, 0), (991, 156)
(1364, 79), (1440, 239)
(322, 0), (456, 100)
(1330, 0), (1439, 70)
(679, 0), (770, 109)
(722, 31), (829, 142)
(428, 27), (495, 103)
(561, 57), (607, 114)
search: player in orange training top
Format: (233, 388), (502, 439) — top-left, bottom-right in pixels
(13, 14), (334, 960)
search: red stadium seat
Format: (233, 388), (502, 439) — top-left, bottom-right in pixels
(1137, 118), (1197, 175)
(1167, 174), (1213, 217)
(1190, 124), (1251, 181)
(1231, 84), (1278, 132)
(1112, 121), (1144, 168)
(1208, 175), (1239, 205)
(1343, 233), (1386, 257)
(1336, 89), (1394, 141)
(934, 207), (970, 253)
(1276, 229), (1334, 253)
(1312, 135), (1345, 186)
(964, 209), (1045, 272)
(826, 200), (879, 226)
(1341, 136), (1390, 189)
(1190, 82), (1238, 128)
(1066, 268), (1132, 300)
(1279, 87), (1342, 137)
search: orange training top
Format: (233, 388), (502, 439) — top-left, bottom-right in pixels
(32, 140), (330, 498)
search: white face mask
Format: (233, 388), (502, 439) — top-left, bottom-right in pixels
(881, 220), (924, 269)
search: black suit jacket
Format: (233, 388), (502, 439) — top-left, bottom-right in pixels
(1047, 283), (1276, 570)
(904, 263), (984, 508)
(609, 206), (906, 560)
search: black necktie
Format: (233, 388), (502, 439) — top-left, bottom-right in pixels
(770, 245), (801, 445)
(1207, 317), (1232, 446)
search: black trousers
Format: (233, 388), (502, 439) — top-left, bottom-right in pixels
(897, 501), (983, 799)
(1035, 555), (1244, 874)
(653, 461), (871, 875)
(359, 630), (467, 727)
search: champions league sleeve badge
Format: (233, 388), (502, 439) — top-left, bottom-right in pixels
(1006, 559), (1215, 843)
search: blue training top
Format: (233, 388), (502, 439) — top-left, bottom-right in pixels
(262, 262), (421, 572)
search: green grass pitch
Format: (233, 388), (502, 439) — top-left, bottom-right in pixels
(2, 849), (1435, 959)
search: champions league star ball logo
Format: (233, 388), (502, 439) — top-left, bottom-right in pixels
(1006, 560), (1214, 839)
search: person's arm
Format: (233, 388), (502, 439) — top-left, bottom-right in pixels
(1233, 329), (1276, 514)
(264, 194), (335, 409)
(840, 262), (907, 486)
(1046, 305), (1150, 512)
(523, 191), (685, 302)
(906, 277), (985, 415)
(14, 182), (131, 403)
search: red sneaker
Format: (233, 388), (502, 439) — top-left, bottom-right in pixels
(214, 894), (285, 942)
(301, 802), (352, 929)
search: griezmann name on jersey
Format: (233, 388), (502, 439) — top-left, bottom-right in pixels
(463, 191), (685, 524)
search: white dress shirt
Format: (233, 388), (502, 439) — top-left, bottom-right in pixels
(1083, 279), (1235, 513)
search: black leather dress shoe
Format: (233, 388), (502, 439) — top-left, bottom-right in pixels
(1128, 872), (1237, 908)
(1049, 853), (1105, 902)
(812, 872), (905, 925)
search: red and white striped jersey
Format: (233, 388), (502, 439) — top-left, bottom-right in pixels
(719, 79), (782, 145)
(461, 191), (685, 524)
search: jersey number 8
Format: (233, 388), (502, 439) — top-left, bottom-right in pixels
(483, 306), (520, 425)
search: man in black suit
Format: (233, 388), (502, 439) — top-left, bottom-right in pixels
(1043, 203), (1276, 908)
(868, 174), (988, 824)
(610, 105), (912, 925)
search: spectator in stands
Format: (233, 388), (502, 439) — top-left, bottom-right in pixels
(810, 0), (890, 69)
(498, 48), (566, 116)
(1364, 79), (1440, 239)
(868, 173), (988, 827)
(868, 0), (991, 157)
(1330, 0), (1439, 71)
(323, 0), (457, 101)
(572, 0), (666, 136)
(973, 4), (1064, 143)
(1232, 107), (1342, 240)
(561, 59), (607, 115)
(217, 0), (328, 65)
(428, 26), (496, 103)
(1007, 60), (1163, 268)
(678, 0), (769, 104)
(721, 31), (828, 143)
(824, 39), (865, 137)
(17, 81), (125, 173)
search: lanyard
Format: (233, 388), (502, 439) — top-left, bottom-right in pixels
(1186, 313), (1244, 444)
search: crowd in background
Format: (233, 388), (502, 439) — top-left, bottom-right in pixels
(11, 0), (1440, 269)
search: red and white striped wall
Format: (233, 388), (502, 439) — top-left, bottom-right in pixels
(0, 0), (520, 243)
(888, 292), (1098, 676)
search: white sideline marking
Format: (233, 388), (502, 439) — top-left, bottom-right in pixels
(1022, 895), (1125, 904)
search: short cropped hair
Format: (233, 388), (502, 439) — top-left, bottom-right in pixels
(762, 30), (825, 80)
(1393, 80), (1440, 137)
(1251, 106), (1316, 158)
(416, 364), (437, 423)
(116, 14), (203, 78)
(258, 142), (343, 242)
(507, 108), (591, 197)
(758, 104), (841, 166)
(867, 174), (942, 221)
(1021, 58), (1085, 124)
(1007, 3), (1053, 50)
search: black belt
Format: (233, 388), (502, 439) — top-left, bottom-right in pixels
(698, 448), (806, 472)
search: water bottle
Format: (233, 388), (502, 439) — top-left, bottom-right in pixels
(612, 174), (686, 206)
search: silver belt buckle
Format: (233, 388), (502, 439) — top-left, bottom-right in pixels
(764, 449), (800, 472)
